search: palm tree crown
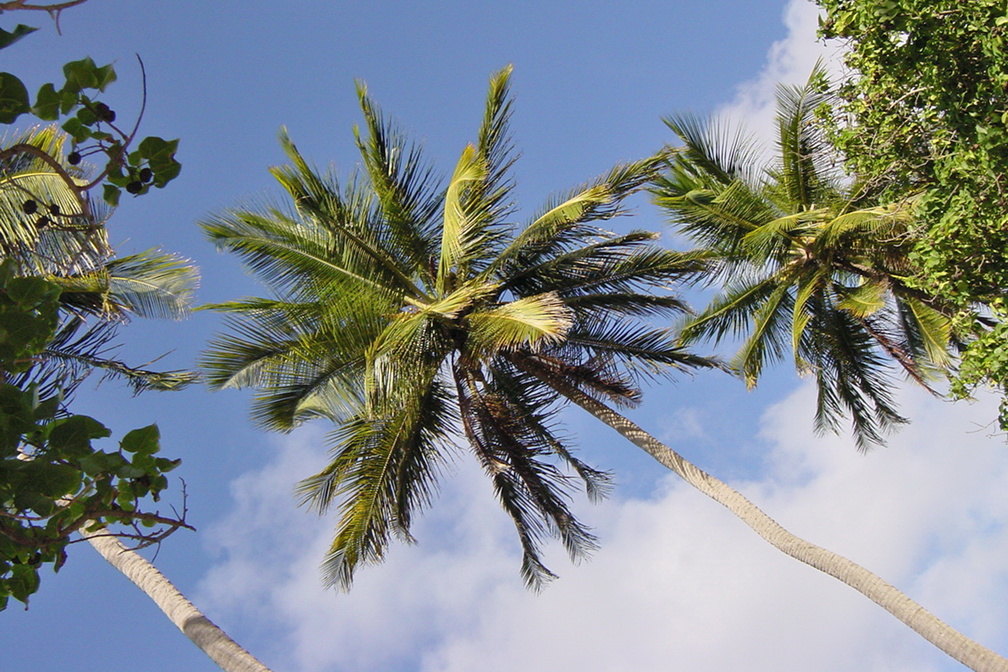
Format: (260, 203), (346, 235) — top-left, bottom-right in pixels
(651, 67), (953, 449)
(202, 67), (712, 589)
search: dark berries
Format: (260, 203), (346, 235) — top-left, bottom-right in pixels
(94, 102), (116, 123)
(126, 180), (143, 194)
(22, 200), (37, 214)
(67, 151), (81, 165)
(139, 167), (153, 183)
(48, 204), (60, 216)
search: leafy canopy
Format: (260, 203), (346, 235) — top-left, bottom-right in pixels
(818, 0), (1008, 427)
(0, 3), (196, 609)
(0, 262), (189, 611)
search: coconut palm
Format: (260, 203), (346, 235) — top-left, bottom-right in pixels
(202, 68), (1007, 671)
(652, 67), (954, 450)
(203, 66), (710, 588)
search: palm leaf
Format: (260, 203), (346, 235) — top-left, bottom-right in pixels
(466, 292), (574, 354)
(437, 144), (486, 294)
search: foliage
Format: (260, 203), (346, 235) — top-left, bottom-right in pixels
(0, 1), (194, 610)
(817, 0), (1008, 426)
(203, 66), (714, 589)
(652, 67), (954, 449)
(0, 125), (199, 398)
(0, 262), (188, 610)
(0, 10), (181, 207)
(0, 4), (198, 398)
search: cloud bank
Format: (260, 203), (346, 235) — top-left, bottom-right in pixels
(198, 380), (1008, 672)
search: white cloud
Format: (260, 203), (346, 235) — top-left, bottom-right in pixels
(197, 384), (1008, 672)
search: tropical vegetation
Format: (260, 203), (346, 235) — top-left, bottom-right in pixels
(202, 67), (1008, 671)
(0, 5), (275, 671)
(203, 66), (712, 588)
(817, 0), (1008, 429)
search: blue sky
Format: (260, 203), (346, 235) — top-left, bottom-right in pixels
(4, 2), (1008, 671)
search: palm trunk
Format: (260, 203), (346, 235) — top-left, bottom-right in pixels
(83, 531), (274, 672)
(558, 383), (1008, 672)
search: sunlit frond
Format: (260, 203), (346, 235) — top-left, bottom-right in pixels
(466, 292), (574, 354)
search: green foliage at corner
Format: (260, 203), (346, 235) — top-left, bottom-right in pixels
(0, 263), (186, 610)
(0, 25), (181, 205)
(818, 0), (1008, 426)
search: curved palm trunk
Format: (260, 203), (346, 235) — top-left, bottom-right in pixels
(84, 531), (274, 672)
(557, 383), (1008, 672)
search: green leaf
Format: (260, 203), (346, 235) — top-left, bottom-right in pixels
(154, 457), (181, 473)
(5, 277), (60, 309)
(152, 158), (182, 187)
(137, 136), (177, 160)
(120, 424), (160, 454)
(61, 57), (116, 92)
(0, 72), (29, 124)
(20, 462), (81, 498)
(78, 452), (113, 477)
(103, 184), (121, 207)
(47, 415), (111, 457)
(61, 117), (90, 143)
(9, 562), (40, 603)
(32, 83), (60, 120)
(0, 24), (38, 50)
(58, 88), (77, 115)
(14, 488), (55, 517)
(76, 105), (97, 126)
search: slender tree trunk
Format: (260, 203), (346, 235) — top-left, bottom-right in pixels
(558, 382), (1008, 672)
(83, 531), (274, 672)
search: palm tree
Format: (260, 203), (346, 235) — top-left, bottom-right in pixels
(202, 68), (1007, 671)
(1, 128), (275, 672)
(651, 67), (954, 450)
(203, 66), (709, 588)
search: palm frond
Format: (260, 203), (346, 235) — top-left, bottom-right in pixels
(772, 62), (840, 210)
(0, 126), (109, 275)
(731, 278), (795, 387)
(466, 292), (574, 354)
(661, 113), (764, 185)
(437, 144), (487, 295)
(488, 155), (661, 281)
(308, 375), (456, 590)
(353, 85), (444, 286)
(802, 302), (907, 451)
(18, 316), (196, 397)
(901, 297), (952, 368)
(469, 65), (518, 231)
(202, 205), (412, 303)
